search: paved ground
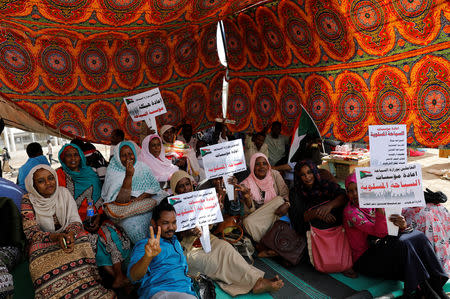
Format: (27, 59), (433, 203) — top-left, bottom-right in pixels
(408, 149), (450, 209)
(3, 146), (449, 209)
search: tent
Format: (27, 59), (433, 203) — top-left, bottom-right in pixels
(0, 0), (449, 147)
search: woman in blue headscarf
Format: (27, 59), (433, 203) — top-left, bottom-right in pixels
(57, 143), (131, 289)
(101, 141), (164, 244)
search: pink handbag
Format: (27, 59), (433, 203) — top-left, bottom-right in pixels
(307, 225), (353, 273)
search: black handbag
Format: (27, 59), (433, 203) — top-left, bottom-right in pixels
(192, 274), (216, 299)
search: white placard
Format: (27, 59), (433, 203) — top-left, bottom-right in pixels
(369, 125), (407, 166)
(168, 188), (223, 232)
(200, 139), (247, 180)
(356, 163), (425, 208)
(124, 87), (166, 122)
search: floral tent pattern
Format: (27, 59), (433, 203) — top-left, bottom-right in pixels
(0, 0), (449, 147)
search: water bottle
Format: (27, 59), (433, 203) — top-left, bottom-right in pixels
(86, 202), (95, 227)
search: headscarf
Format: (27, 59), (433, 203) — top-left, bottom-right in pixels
(58, 144), (101, 203)
(139, 134), (179, 182)
(345, 172), (357, 189)
(25, 164), (81, 232)
(242, 153), (277, 204)
(160, 125), (174, 144)
(289, 160), (345, 234)
(170, 170), (194, 195)
(101, 141), (161, 204)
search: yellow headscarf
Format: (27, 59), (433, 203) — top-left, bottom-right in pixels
(170, 170), (194, 195)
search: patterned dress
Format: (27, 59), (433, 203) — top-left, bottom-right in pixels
(403, 203), (450, 274)
(56, 168), (130, 267)
(21, 195), (115, 299)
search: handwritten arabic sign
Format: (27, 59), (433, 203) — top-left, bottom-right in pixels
(356, 163), (425, 208)
(369, 125), (407, 166)
(168, 188), (223, 232)
(124, 87), (166, 122)
(200, 139), (247, 179)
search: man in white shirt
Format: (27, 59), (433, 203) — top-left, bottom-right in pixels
(264, 122), (290, 166)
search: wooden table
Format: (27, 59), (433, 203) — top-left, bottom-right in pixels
(322, 156), (370, 179)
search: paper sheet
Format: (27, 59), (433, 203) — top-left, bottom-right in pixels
(199, 225), (211, 253)
(385, 207), (402, 236)
(223, 175), (234, 201)
(144, 117), (157, 132)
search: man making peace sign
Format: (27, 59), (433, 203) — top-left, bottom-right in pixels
(128, 199), (197, 299)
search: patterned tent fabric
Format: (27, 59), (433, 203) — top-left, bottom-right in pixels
(0, 0), (449, 147)
(225, 0), (450, 147)
(0, 0), (266, 141)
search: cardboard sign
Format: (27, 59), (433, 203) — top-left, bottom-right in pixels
(124, 88), (166, 122)
(168, 188), (223, 232)
(200, 139), (247, 180)
(356, 163), (425, 208)
(369, 125), (407, 166)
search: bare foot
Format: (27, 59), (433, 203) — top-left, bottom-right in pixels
(252, 275), (284, 294)
(257, 249), (278, 258)
(112, 273), (131, 289)
(342, 268), (358, 279)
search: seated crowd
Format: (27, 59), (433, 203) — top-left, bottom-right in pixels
(1, 121), (449, 299)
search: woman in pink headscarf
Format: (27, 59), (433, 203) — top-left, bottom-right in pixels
(237, 153), (290, 247)
(139, 134), (179, 186)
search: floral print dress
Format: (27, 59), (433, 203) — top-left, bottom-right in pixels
(403, 203), (450, 274)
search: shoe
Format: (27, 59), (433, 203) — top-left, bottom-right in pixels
(409, 149), (425, 157)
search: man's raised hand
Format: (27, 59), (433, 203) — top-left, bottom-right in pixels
(145, 226), (162, 258)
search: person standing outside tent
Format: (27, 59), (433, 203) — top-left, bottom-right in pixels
(2, 147), (14, 174)
(264, 122), (290, 166)
(47, 140), (58, 164)
(0, 118), (4, 177)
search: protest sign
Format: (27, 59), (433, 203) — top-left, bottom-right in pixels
(356, 163), (425, 209)
(200, 139), (246, 201)
(368, 124), (409, 235)
(200, 139), (246, 180)
(124, 87), (166, 122)
(169, 188), (223, 232)
(369, 125), (407, 166)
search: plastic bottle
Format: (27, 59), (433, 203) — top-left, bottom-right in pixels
(86, 202), (95, 227)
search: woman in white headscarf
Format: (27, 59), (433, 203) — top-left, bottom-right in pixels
(102, 141), (165, 244)
(22, 164), (114, 299)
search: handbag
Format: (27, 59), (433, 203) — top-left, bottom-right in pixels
(261, 220), (306, 265)
(213, 215), (243, 244)
(307, 225), (352, 273)
(192, 274), (216, 299)
(214, 216), (255, 262)
(103, 198), (157, 221)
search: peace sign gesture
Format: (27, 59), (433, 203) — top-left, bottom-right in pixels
(145, 226), (162, 258)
